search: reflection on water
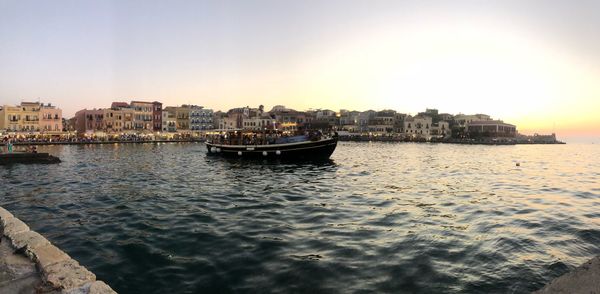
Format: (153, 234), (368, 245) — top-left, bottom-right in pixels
(1, 142), (599, 293)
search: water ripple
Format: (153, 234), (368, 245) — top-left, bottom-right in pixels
(1, 142), (599, 293)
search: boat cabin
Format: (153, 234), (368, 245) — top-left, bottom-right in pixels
(208, 129), (324, 146)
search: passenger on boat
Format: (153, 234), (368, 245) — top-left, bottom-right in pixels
(28, 146), (38, 153)
(308, 131), (322, 141)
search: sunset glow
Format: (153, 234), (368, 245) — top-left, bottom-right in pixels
(1, 0), (599, 140)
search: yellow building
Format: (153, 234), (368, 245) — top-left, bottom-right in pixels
(0, 102), (45, 132)
(0, 105), (23, 131)
(19, 102), (41, 132)
(103, 107), (135, 133)
(175, 106), (190, 130)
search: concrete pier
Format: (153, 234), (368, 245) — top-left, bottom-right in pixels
(534, 256), (600, 293)
(0, 206), (116, 294)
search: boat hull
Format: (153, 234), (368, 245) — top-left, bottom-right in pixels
(0, 153), (61, 165)
(206, 138), (337, 161)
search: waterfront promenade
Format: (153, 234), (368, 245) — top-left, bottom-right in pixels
(0, 138), (204, 147)
(0, 206), (115, 293)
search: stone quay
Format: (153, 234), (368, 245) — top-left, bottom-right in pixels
(534, 256), (600, 293)
(0, 206), (116, 294)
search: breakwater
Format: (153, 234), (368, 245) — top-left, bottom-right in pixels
(0, 206), (116, 293)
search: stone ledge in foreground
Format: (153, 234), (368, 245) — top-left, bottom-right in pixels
(0, 206), (117, 294)
(533, 256), (600, 294)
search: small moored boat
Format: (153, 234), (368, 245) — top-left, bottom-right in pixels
(206, 131), (338, 161)
(0, 152), (61, 165)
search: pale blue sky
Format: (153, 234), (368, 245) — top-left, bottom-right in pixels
(1, 0), (599, 138)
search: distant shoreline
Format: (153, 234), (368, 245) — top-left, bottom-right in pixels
(338, 137), (566, 145)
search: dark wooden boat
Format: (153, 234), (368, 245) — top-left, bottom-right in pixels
(206, 136), (338, 161)
(0, 152), (61, 165)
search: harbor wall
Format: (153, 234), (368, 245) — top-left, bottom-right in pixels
(0, 206), (116, 293)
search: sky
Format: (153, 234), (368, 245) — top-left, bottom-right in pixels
(1, 0), (599, 141)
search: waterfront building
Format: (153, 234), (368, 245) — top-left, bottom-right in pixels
(152, 102), (163, 132)
(103, 108), (118, 132)
(189, 105), (213, 131)
(394, 113), (408, 133)
(339, 110), (361, 132)
(130, 101), (154, 131)
(430, 121), (451, 138)
(318, 109), (338, 128)
(454, 114), (492, 127)
(339, 110), (359, 125)
(39, 103), (63, 133)
(404, 115), (433, 139)
(419, 108), (448, 124)
(270, 106), (306, 132)
(212, 111), (226, 130)
(220, 116), (238, 130)
(175, 106), (190, 130)
(74, 109), (104, 134)
(218, 105), (272, 131)
(242, 115), (274, 131)
(315, 109), (336, 119)
(0, 102), (49, 132)
(356, 110), (376, 133)
(466, 120), (516, 137)
(304, 109), (338, 130)
(367, 110), (397, 134)
(105, 103), (135, 132)
(103, 108), (125, 133)
(0, 105), (23, 131)
(123, 108), (135, 131)
(65, 117), (76, 132)
(226, 106), (251, 129)
(162, 107), (177, 132)
(20, 102), (41, 132)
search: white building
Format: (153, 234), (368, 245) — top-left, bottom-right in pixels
(242, 116), (274, 131)
(189, 105), (213, 131)
(161, 111), (176, 132)
(404, 115), (433, 139)
(430, 121), (451, 138)
(454, 114), (491, 127)
(218, 116), (238, 130)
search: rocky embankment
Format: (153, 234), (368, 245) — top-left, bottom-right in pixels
(0, 206), (116, 293)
